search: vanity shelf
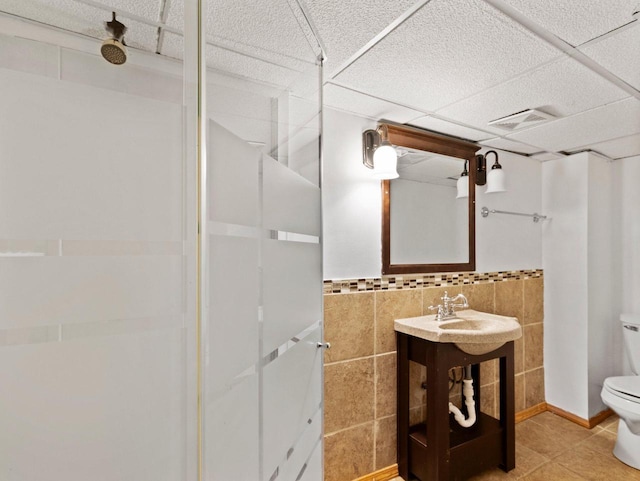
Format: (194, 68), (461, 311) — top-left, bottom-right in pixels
(396, 333), (515, 481)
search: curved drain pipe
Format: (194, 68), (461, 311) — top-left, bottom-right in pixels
(449, 365), (476, 428)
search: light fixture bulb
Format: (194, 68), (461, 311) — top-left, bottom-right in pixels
(456, 174), (469, 199)
(456, 160), (469, 198)
(372, 142), (399, 179)
(485, 167), (506, 193)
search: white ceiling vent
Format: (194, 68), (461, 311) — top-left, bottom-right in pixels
(488, 109), (556, 131)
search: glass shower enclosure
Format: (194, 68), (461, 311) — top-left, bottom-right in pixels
(0, 1), (323, 480)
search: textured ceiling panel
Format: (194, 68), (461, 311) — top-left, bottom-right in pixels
(323, 84), (425, 123)
(479, 137), (542, 155)
(579, 133), (640, 160)
(158, 31), (183, 60)
(507, 98), (640, 152)
(82, 0), (163, 23)
(334, 0), (560, 112)
(408, 116), (496, 142)
(162, 32), (301, 89)
(501, 0), (637, 46)
(580, 24), (640, 90)
(0, 0), (159, 51)
(302, 0), (416, 74)
(530, 152), (565, 162)
(165, 0), (318, 65)
(436, 56), (628, 135)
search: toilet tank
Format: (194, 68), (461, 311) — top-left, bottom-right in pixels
(621, 313), (640, 375)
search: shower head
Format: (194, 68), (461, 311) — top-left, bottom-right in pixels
(101, 38), (127, 65)
(101, 12), (127, 65)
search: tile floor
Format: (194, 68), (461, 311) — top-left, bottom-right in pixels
(391, 411), (640, 480)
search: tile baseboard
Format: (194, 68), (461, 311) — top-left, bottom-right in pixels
(515, 402), (548, 423)
(352, 464), (398, 481)
(546, 403), (614, 429)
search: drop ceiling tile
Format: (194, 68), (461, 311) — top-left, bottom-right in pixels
(158, 30), (182, 60)
(408, 116), (495, 142)
(530, 152), (565, 162)
(165, 0), (319, 66)
(479, 137), (542, 155)
(334, 0), (560, 112)
(502, 0), (636, 46)
(162, 32), (301, 89)
(84, 0), (163, 23)
(323, 84), (425, 123)
(580, 23), (640, 90)
(507, 98), (640, 152)
(579, 133), (640, 160)
(436, 56), (628, 135)
(302, 0), (417, 75)
(0, 0), (158, 51)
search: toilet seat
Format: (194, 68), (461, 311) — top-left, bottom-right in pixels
(604, 376), (640, 403)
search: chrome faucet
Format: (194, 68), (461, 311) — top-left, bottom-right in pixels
(428, 291), (469, 321)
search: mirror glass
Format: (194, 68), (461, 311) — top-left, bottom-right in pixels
(380, 123), (478, 275)
(390, 149), (468, 264)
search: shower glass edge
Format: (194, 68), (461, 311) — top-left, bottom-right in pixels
(201, 0), (325, 480)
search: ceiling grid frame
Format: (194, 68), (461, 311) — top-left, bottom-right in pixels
(0, 0), (638, 160)
(482, 0), (640, 100)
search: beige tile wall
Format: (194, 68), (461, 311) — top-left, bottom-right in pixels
(323, 276), (544, 481)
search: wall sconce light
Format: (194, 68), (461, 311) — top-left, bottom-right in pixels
(362, 125), (399, 179)
(456, 160), (469, 199)
(483, 150), (506, 193)
(457, 150), (506, 198)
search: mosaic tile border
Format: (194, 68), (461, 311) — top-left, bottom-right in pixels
(323, 269), (543, 294)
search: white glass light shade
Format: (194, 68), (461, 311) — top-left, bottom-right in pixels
(485, 168), (506, 193)
(456, 175), (469, 199)
(372, 144), (399, 179)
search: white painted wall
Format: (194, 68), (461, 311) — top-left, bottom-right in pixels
(542, 152), (619, 419)
(474, 151), (543, 273)
(587, 155), (617, 416)
(542, 153), (590, 418)
(322, 107), (543, 280)
(323, 109), (381, 279)
(616, 155), (640, 375)
(618, 156), (640, 315)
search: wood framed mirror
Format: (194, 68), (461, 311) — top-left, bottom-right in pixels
(381, 123), (481, 275)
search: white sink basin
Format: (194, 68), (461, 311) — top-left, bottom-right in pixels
(394, 309), (522, 355)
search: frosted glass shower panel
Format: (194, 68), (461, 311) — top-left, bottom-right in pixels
(263, 153), (321, 237)
(263, 326), (322, 481)
(208, 234), (259, 388)
(298, 444), (323, 481)
(206, 373), (260, 481)
(0, 69), (183, 241)
(0, 330), (185, 480)
(262, 239), (322, 354)
(0, 29), (194, 481)
(204, 0), (323, 479)
(0, 256), (181, 329)
(208, 121), (260, 227)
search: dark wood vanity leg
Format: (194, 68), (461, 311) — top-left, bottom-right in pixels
(499, 342), (515, 471)
(397, 333), (409, 481)
(426, 343), (450, 481)
(471, 363), (481, 417)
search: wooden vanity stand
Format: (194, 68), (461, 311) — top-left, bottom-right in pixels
(396, 333), (515, 481)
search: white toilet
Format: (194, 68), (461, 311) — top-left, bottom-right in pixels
(601, 313), (640, 470)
